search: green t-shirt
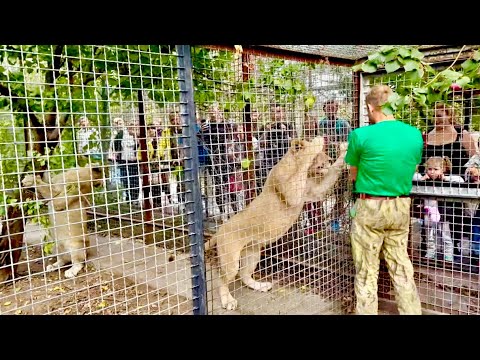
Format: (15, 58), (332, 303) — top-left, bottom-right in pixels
(345, 120), (423, 196)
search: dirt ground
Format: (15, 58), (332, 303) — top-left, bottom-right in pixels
(0, 243), (192, 315)
(0, 218), (195, 315)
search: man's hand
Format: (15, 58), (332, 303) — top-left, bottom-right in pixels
(338, 142), (348, 154)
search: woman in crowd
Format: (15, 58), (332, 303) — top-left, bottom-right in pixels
(419, 102), (478, 262)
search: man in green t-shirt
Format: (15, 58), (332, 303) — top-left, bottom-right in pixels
(345, 84), (423, 315)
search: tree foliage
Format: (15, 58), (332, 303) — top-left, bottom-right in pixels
(0, 45), (320, 218)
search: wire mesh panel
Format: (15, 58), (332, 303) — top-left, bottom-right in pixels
(0, 45), (199, 315)
(0, 44), (375, 315)
(192, 47), (356, 314)
(362, 60), (480, 314)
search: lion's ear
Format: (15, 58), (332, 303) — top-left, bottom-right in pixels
(291, 139), (308, 153)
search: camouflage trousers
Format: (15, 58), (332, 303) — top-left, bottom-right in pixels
(350, 197), (422, 315)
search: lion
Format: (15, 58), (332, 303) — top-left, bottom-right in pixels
(22, 164), (104, 278)
(204, 136), (347, 310)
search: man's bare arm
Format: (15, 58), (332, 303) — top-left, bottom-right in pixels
(349, 166), (357, 182)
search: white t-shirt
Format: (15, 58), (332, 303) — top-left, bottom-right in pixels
(77, 127), (101, 155)
(121, 131), (137, 161)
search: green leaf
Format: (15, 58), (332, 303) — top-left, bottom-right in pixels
(440, 69), (462, 81)
(352, 63), (363, 72)
(427, 92), (443, 105)
(388, 92), (401, 105)
(43, 241), (54, 255)
(398, 47), (411, 58)
(368, 52), (386, 64)
(379, 46), (394, 54)
(305, 97), (316, 110)
(413, 87), (428, 94)
(283, 79), (293, 91)
(381, 103), (394, 115)
(361, 61), (377, 73)
(431, 81), (447, 90)
(461, 59), (479, 73)
(417, 66), (425, 79)
(294, 82), (304, 92)
(410, 48), (425, 60)
(473, 51), (480, 61)
(415, 93), (427, 106)
(403, 59), (420, 72)
(385, 60), (401, 73)
(406, 69), (422, 82)
(384, 50), (399, 63)
(456, 76), (470, 87)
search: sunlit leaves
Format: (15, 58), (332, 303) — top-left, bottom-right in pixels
(410, 48), (425, 60)
(361, 62), (377, 73)
(456, 76), (471, 88)
(304, 95), (316, 110)
(385, 60), (401, 73)
(439, 69), (462, 81)
(398, 47), (411, 58)
(353, 45), (480, 117)
(404, 59), (420, 72)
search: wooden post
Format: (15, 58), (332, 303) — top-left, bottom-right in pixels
(137, 90), (154, 245)
(242, 51), (257, 205)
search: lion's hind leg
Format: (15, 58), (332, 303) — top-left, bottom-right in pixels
(239, 243), (272, 292)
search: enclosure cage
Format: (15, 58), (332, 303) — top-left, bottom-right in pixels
(0, 45), (478, 315)
(360, 47), (480, 314)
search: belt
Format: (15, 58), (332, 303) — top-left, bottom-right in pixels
(358, 193), (410, 200)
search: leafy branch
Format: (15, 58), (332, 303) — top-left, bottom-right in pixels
(352, 45), (480, 117)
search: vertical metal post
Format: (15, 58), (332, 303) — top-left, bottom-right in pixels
(176, 45), (207, 315)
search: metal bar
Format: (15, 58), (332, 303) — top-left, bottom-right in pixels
(410, 184), (480, 199)
(176, 45), (207, 315)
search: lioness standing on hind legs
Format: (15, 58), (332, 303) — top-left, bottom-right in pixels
(22, 165), (104, 278)
(204, 136), (347, 310)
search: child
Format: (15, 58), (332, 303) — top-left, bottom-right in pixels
(413, 156), (465, 183)
(413, 156), (464, 262)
